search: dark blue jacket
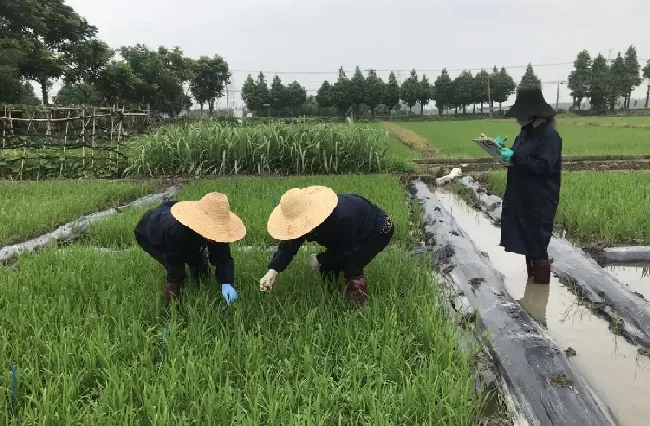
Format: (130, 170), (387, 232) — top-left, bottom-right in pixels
(268, 194), (387, 275)
(134, 201), (234, 284)
(500, 121), (562, 258)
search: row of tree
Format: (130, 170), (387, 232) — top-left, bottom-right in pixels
(241, 65), (526, 117)
(241, 74), (307, 116)
(567, 46), (650, 111)
(1, 0), (232, 115)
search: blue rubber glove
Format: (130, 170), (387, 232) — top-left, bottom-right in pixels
(500, 147), (514, 163)
(221, 284), (238, 305)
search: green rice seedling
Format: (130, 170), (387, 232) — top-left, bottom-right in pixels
(125, 120), (400, 177)
(0, 180), (155, 246)
(0, 244), (484, 425)
(400, 120), (650, 158)
(485, 170), (650, 245)
(86, 175), (414, 248)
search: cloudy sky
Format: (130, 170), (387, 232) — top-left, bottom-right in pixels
(65, 0), (650, 109)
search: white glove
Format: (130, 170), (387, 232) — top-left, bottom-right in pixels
(260, 269), (278, 292)
(307, 254), (320, 271)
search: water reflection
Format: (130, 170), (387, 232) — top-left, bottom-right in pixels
(517, 281), (551, 328)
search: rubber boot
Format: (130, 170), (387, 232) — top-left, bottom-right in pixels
(164, 279), (185, 305)
(346, 275), (368, 305)
(525, 256), (534, 280)
(532, 259), (551, 285)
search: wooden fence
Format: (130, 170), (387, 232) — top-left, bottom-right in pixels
(0, 106), (153, 179)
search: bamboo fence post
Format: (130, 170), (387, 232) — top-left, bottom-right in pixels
(61, 110), (71, 178)
(2, 105), (6, 148)
(81, 109), (86, 167)
(91, 108), (96, 168)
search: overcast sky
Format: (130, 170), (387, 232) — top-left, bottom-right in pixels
(64, 0), (650, 109)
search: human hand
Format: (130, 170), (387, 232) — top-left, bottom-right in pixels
(494, 136), (506, 148)
(500, 147), (514, 163)
(221, 284), (238, 305)
(259, 269), (278, 291)
(307, 254), (320, 271)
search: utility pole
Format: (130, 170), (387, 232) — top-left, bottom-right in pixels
(555, 80), (567, 110)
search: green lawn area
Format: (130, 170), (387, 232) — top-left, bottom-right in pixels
(0, 180), (155, 246)
(557, 116), (650, 126)
(400, 120), (650, 158)
(0, 174), (484, 424)
(485, 170), (650, 245)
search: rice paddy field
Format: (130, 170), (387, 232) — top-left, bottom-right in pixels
(483, 170), (650, 246)
(398, 119), (650, 158)
(0, 175), (486, 425)
(0, 180), (155, 246)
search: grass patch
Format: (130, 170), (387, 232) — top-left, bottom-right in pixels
(126, 120), (398, 177)
(400, 120), (650, 158)
(0, 242), (484, 424)
(484, 170), (650, 245)
(87, 175), (414, 249)
(0, 180), (155, 246)
(379, 122), (432, 154)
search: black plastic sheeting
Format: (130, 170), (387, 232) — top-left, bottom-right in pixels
(410, 179), (618, 426)
(460, 175), (650, 349)
(0, 185), (182, 264)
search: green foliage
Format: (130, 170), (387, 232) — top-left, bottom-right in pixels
(316, 80), (334, 109)
(452, 71), (475, 114)
(189, 55), (230, 113)
(53, 82), (103, 105)
(433, 69), (453, 115)
(623, 45), (643, 110)
(269, 75), (287, 112)
(400, 70), (419, 112)
(608, 54), (627, 111)
(350, 66), (366, 110)
(332, 67), (353, 116)
(384, 72), (401, 114)
(95, 60), (140, 106)
(518, 63), (541, 91)
(589, 54), (609, 113)
(364, 69), (385, 117)
(125, 120), (393, 177)
(567, 50), (592, 109)
(417, 74), (433, 115)
(285, 81), (307, 114)
(473, 70), (490, 111)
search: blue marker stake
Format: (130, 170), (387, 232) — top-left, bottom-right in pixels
(161, 328), (168, 366)
(10, 365), (17, 413)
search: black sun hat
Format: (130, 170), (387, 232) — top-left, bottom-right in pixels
(505, 87), (556, 118)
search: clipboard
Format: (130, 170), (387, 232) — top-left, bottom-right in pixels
(472, 134), (509, 166)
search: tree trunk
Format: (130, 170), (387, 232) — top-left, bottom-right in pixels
(420, 104), (424, 115)
(472, 104), (476, 114)
(454, 107), (458, 115)
(645, 85), (649, 109)
(200, 103), (204, 114)
(409, 106), (412, 113)
(480, 102), (484, 113)
(462, 105), (467, 114)
(40, 79), (49, 105)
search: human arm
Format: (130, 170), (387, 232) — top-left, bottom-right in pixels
(268, 237), (305, 273)
(511, 131), (562, 175)
(207, 242), (238, 304)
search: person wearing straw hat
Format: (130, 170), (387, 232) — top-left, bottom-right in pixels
(134, 192), (246, 306)
(259, 186), (394, 305)
(498, 87), (562, 285)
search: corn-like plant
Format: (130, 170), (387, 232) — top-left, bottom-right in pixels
(125, 120), (390, 177)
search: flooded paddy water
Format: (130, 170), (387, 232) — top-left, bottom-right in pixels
(435, 188), (650, 426)
(605, 263), (650, 301)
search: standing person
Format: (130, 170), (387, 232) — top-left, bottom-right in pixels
(498, 88), (562, 284)
(258, 186), (394, 305)
(134, 192), (246, 306)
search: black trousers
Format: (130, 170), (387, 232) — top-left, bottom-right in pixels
(319, 224), (395, 282)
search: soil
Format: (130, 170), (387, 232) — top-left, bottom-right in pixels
(549, 372), (574, 388)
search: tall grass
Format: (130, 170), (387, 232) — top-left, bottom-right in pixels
(126, 120), (395, 177)
(485, 170), (650, 245)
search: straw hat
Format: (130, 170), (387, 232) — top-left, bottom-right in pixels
(267, 186), (339, 240)
(171, 192), (246, 243)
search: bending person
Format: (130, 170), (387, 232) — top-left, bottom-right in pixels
(497, 88), (562, 284)
(259, 186), (394, 304)
(134, 192), (246, 306)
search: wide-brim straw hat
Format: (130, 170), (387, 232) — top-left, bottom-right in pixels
(267, 185), (339, 241)
(505, 87), (556, 118)
(171, 192), (246, 243)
